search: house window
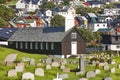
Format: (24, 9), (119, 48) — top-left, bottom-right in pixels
(71, 32), (77, 39)
(51, 42), (54, 50)
(35, 42), (38, 49)
(30, 42), (33, 49)
(97, 24), (99, 27)
(116, 45), (120, 48)
(46, 42), (48, 50)
(20, 42), (23, 49)
(25, 42), (28, 49)
(16, 42), (18, 49)
(103, 24), (105, 27)
(9, 42), (13, 44)
(41, 42), (43, 50)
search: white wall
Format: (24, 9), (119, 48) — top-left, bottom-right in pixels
(16, 0), (26, 9)
(94, 23), (107, 32)
(27, 4), (39, 12)
(110, 44), (120, 51)
(65, 14), (75, 31)
(46, 10), (52, 17)
(0, 42), (8, 46)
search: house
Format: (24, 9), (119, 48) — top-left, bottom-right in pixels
(52, 6), (76, 17)
(100, 28), (120, 51)
(16, 0), (41, 12)
(45, 10), (52, 17)
(8, 27), (86, 58)
(16, 0), (27, 9)
(75, 16), (88, 29)
(0, 28), (18, 45)
(104, 8), (120, 16)
(86, 13), (108, 32)
(86, 1), (104, 8)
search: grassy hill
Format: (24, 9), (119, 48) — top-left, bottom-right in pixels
(0, 47), (120, 80)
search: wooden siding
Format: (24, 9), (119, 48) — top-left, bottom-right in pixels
(8, 42), (62, 55)
(62, 28), (86, 55)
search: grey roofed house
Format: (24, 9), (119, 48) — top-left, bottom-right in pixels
(8, 27), (86, 56)
(8, 27), (68, 42)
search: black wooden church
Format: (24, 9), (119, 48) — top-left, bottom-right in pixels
(8, 27), (86, 56)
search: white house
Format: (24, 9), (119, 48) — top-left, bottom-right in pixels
(26, 1), (39, 12)
(45, 10), (52, 17)
(16, 0), (26, 9)
(53, 6), (76, 18)
(89, 22), (108, 32)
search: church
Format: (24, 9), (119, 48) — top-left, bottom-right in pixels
(8, 14), (86, 57)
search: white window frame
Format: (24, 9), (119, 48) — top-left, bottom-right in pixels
(16, 42), (18, 49)
(51, 42), (54, 50)
(20, 42), (23, 49)
(30, 42), (33, 49)
(46, 42), (48, 50)
(41, 42), (43, 50)
(71, 32), (77, 39)
(25, 42), (28, 49)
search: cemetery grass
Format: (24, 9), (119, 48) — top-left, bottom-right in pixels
(0, 47), (120, 80)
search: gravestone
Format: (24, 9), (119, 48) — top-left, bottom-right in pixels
(111, 68), (115, 73)
(30, 58), (35, 66)
(17, 62), (25, 67)
(53, 73), (62, 80)
(62, 68), (70, 73)
(46, 64), (51, 69)
(100, 58), (104, 63)
(118, 64), (120, 69)
(52, 62), (60, 67)
(15, 65), (24, 72)
(8, 69), (17, 77)
(60, 65), (65, 70)
(46, 58), (52, 64)
(5, 54), (18, 66)
(86, 71), (96, 78)
(79, 78), (88, 80)
(22, 57), (30, 62)
(61, 59), (67, 65)
(104, 64), (109, 70)
(95, 69), (101, 75)
(35, 68), (44, 76)
(111, 60), (116, 64)
(22, 72), (34, 80)
(104, 77), (113, 80)
(79, 56), (85, 72)
(107, 58), (112, 64)
(36, 63), (43, 67)
(92, 60), (96, 66)
(99, 63), (104, 66)
(59, 74), (68, 79)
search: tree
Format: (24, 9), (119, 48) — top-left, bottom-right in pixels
(51, 14), (65, 27)
(63, 0), (72, 5)
(0, 5), (15, 21)
(76, 6), (99, 16)
(0, 0), (6, 4)
(77, 28), (94, 42)
(0, 17), (7, 28)
(40, 1), (55, 10)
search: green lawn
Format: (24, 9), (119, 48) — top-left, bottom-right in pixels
(0, 47), (120, 80)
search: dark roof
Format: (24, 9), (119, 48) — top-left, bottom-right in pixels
(114, 4), (120, 8)
(43, 27), (65, 33)
(24, 0), (40, 4)
(8, 27), (70, 42)
(97, 28), (111, 32)
(87, 1), (104, 5)
(0, 28), (18, 40)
